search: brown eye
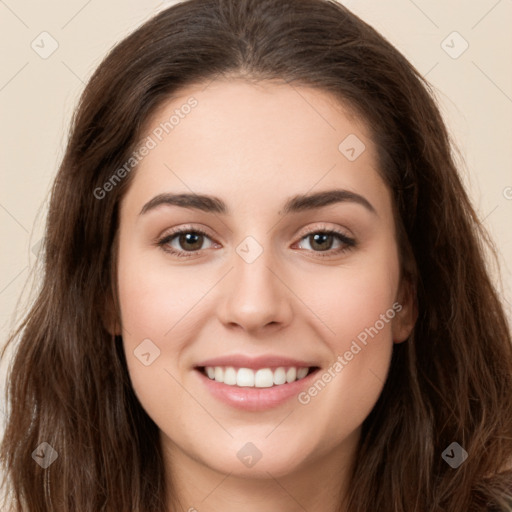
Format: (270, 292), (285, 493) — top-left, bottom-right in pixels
(308, 233), (335, 251)
(296, 229), (356, 257)
(157, 228), (215, 258)
(177, 232), (205, 251)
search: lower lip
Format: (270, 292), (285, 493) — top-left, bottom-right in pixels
(195, 368), (320, 411)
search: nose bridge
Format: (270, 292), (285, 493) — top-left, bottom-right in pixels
(238, 235), (274, 286)
(217, 233), (292, 330)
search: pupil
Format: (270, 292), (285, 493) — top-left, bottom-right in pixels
(311, 233), (332, 251)
(181, 232), (202, 250)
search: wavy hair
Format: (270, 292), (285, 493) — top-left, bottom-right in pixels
(1, 0), (512, 510)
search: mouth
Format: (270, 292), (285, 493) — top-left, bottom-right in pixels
(194, 363), (322, 411)
(192, 354), (322, 410)
(195, 365), (320, 388)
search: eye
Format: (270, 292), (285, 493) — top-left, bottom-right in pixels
(157, 226), (216, 258)
(295, 227), (356, 257)
(156, 224), (356, 259)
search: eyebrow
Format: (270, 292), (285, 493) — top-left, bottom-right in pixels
(139, 189), (377, 216)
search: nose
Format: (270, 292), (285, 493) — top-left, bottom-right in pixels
(216, 239), (293, 334)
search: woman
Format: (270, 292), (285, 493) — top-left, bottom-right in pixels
(1, 0), (511, 510)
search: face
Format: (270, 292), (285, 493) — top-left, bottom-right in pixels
(115, 79), (415, 481)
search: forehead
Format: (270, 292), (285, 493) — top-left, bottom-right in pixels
(121, 79), (391, 219)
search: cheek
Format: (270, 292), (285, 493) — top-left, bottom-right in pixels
(115, 244), (194, 409)
(293, 250), (399, 428)
(116, 245), (207, 343)
(117, 259), (196, 432)
(305, 250), (399, 350)
(332, 273), (396, 343)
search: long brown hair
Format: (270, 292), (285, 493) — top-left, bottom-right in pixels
(2, 0), (511, 510)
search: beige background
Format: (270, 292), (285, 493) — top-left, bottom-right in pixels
(0, 0), (511, 449)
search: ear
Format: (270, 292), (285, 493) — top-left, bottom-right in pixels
(392, 277), (417, 344)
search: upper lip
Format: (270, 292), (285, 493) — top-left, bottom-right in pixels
(194, 354), (319, 370)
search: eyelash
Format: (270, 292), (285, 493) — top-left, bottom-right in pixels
(156, 224), (356, 259)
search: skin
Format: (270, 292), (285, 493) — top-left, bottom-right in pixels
(114, 78), (416, 512)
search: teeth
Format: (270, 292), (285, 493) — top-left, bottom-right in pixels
(255, 369), (273, 388)
(286, 367), (296, 383)
(273, 367), (286, 385)
(297, 367), (308, 379)
(237, 368), (254, 387)
(224, 366), (237, 385)
(214, 367), (223, 382)
(203, 366), (311, 387)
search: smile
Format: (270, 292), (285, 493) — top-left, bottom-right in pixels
(200, 366), (316, 387)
